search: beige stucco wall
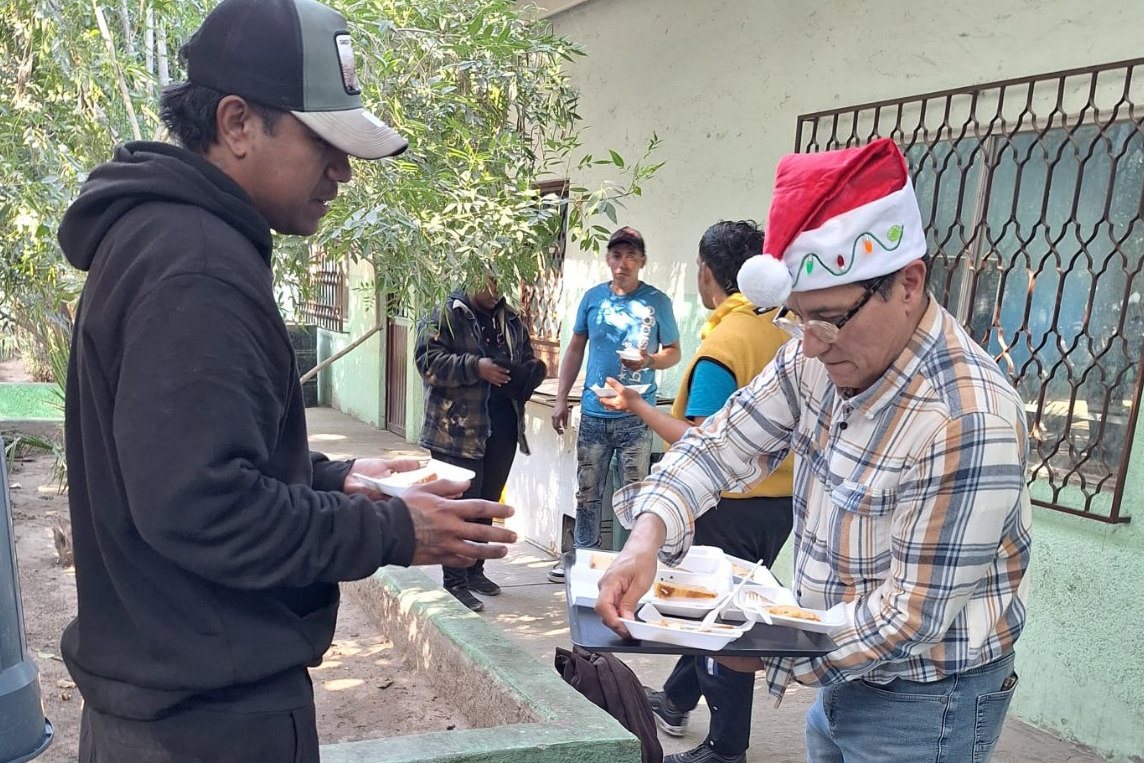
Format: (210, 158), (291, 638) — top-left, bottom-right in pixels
(544, 1), (1144, 761)
(547, 0), (1144, 346)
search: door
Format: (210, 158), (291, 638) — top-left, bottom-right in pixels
(384, 309), (409, 437)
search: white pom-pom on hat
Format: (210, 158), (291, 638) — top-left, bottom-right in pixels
(737, 254), (792, 310)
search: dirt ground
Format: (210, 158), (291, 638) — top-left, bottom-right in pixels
(0, 356), (32, 382)
(5, 428), (465, 763)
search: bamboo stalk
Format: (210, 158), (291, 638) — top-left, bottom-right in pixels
(91, 0), (141, 141)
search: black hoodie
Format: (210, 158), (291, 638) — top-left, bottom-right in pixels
(57, 141), (416, 719)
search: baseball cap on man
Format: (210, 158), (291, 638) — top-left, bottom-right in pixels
(607, 226), (646, 253)
(182, 0), (408, 160)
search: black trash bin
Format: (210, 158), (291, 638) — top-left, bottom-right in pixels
(0, 436), (53, 763)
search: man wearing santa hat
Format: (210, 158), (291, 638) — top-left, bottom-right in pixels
(595, 138), (1032, 762)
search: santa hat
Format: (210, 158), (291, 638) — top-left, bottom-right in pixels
(738, 138), (926, 309)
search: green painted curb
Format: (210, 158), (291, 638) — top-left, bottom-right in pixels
(0, 383), (62, 422)
(327, 567), (641, 763)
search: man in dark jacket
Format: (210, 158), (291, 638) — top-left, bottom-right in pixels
(56, 1), (515, 760)
(416, 278), (547, 611)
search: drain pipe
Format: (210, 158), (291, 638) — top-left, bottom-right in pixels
(0, 436), (53, 763)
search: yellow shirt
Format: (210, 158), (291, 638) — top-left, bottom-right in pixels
(670, 293), (794, 498)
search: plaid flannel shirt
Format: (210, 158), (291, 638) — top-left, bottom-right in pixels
(614, 299), (1032, 701)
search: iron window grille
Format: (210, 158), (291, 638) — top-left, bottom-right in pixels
(300, 256), (347, 333)
(521, 179), (569, 378)
(796, 58), (1144, 524)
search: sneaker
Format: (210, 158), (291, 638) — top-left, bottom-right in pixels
(446, 586), (484, 612)
(547, 560), (565, 583)
(644, 687), (689, 737)
(665, 742), (746, 763)
(468, 571), (501, 596)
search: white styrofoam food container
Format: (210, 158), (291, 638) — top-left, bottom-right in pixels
(589, 383), (650, 398)
(724, 554), (783, 588)
(619, 603), (750, 651)
(567, 549), (626, 607)
(733, 585), (847, 634)
(648, 546), (733, 617)
(567, 545), (731, 612)
(354, 459), (476, 497)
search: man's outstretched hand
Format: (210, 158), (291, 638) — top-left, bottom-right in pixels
(594, 513), (667, 638)
(401, 479), (516, 567)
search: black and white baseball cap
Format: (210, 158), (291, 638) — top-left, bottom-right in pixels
(182, 0), (408, 160)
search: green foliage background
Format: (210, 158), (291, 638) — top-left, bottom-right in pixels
(0, 0), (661, 377)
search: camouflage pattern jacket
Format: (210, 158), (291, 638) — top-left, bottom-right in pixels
(415, 292), (546, 459)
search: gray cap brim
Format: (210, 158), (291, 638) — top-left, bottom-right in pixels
(293, 107), (408, 160)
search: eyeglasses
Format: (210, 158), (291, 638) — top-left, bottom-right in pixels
(773, 274), (892, 344)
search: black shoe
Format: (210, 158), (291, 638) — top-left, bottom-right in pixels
(644, 687), (689, 737)
(468, 571), (501, 596)
(446, 586), (484, 612)
(664, 742), (746, 763)
(547, 560), (565, 583)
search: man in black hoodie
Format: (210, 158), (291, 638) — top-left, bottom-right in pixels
(56, 1), (516, 760)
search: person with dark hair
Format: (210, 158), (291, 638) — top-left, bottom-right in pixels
(548, 226), (682, 582)
(599, 220), (793, 763)
(56, 1), (516, 760)
(597, 139), (1031, 763)
(416, 276), (547, 611)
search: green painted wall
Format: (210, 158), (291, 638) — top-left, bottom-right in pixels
(318, 272), (384, 428)
(316, 277), (426, 446)
(1008, 419), (1144, 761)
(1014, 506), (1143, 759)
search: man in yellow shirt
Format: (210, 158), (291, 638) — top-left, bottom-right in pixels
(600, 220), (792, 763)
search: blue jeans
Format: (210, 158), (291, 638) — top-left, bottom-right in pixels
(806, 652), (1019, 763)
(574, 413), (652, 548)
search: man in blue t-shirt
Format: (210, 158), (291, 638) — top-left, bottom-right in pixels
(548, 226), (681, 581)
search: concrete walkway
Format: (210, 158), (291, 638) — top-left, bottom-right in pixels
(307, 407), (1109, 763)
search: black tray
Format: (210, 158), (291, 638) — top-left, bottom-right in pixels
(565, 556), (836, 657)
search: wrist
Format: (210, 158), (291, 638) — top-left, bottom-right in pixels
(645, 355), (655, 370)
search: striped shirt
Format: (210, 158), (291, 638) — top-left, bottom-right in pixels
(613, 298), (1032, 700)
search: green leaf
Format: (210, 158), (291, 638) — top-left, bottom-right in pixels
(609, 149), (625, 168)
(602, 201), (618, 225)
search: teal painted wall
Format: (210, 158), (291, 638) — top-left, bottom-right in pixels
(1010, 416), (1144, 761)
(1014, 506), (1143, 760)
(318, 273), (384, 428)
